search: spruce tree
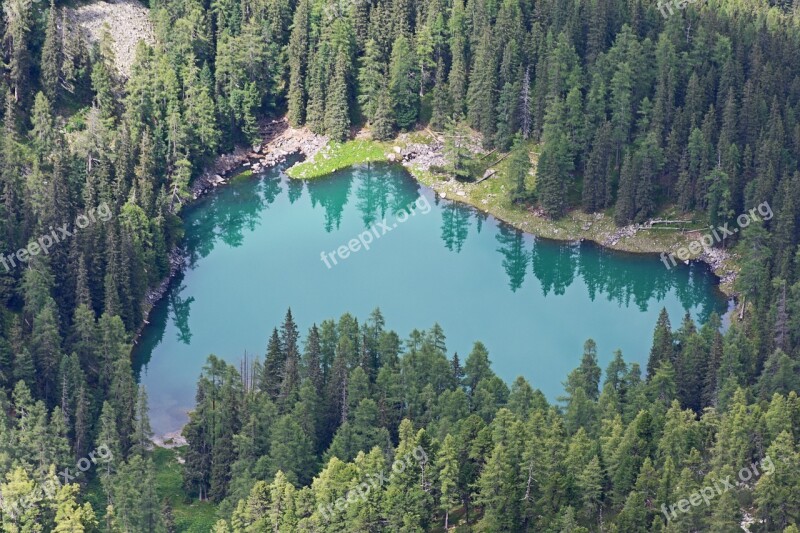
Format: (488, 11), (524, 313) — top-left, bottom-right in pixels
(388, 35), (419, 131)
(325, 52), (351, 142)
(287, 0), (310, 126)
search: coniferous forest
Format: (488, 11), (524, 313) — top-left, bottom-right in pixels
(0, 0), (799, 528)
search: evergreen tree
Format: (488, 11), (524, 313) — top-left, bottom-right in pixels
(287, 0), (311, 126)
(388, 35), (419, 131)
(325, 51), (351, 142)
(507, 137), (531, 202)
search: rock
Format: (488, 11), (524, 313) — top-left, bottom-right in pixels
(68, 0), (155, 79)
(457, 191), (466, 197)
(252, 144), (261, 153)
(393, 146), (402, 153)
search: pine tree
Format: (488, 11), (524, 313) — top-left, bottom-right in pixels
(262, 328), (285, 400)
(131, 386), (153, 457)
(371, 83), (395, 140)
(615, 151), (636, 225)
(287, 0), (311, 126)
(97, 401), (121, 479)
(582, 121), (614, 212)
(647, 309), (673, 379)
(507, 137), (531, 202)
(536, 98), (574, 218)
(430, 58), (450, 131)
(357, 38), (385, 123)
(388, 35), (418, 131)
(448, 0), (468, 117)
(437, 433), (460, 529)
(755, 431), (800, 530)
(384, 420), (434, 530)
(443, 119), (473, 180)
(41, 0), (61, 102)
(303, 324), (325, 396)
(325, 52), (351, 142)
(467, 28), (498, 144)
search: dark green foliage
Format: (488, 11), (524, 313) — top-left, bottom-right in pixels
(507, 137), (532, 202)
(388, 36), (418, 131)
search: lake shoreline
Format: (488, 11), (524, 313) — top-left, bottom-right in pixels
(136, 120), (734, 444)
(289, 128), (738, 298)
(137, 120), (738, 347)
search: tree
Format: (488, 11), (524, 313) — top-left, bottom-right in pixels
(40, 0), (62, 102)
(448, 0), (468, 117)
(647, 309), (673, 379)
(437, 434), (460, 530)
(262, 329), (285, 400)
(536, 98), (574, 218)
(325, 51), (351, 142)
(287, 0), (311, 126)
(467, 28), (498, 144)
(507, 137), (531, 202)
(131, 386), (153, 457)
(384, 420), (434, 530)
(755, 431), (800, 530)
(266, 414), (316, 485)
(371, 83), (395, 141)
(430, 58), (450, 131)
(443, 119), (473, 180)
(388, 35), (418, 130)
(357, 38), (385, 123)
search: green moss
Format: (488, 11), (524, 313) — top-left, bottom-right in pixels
(287, 140), (388, 179)
(231, 169), (253, 182)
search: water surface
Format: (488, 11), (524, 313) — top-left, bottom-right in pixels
(133, 161), (729, 434)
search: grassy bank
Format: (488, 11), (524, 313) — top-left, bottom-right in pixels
(286, 139), (388, 179)
(287, 133), (738, 295)
(153, 447), (218, 532)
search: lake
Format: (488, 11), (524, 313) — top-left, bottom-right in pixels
(133, 160), (730, 434)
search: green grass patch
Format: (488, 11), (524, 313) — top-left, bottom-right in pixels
(231, 169), (253, 182)
(287, 140), (388, 179)
(152, 447), (218, 532)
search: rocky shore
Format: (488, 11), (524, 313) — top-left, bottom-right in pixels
(190, 119), (328, 198)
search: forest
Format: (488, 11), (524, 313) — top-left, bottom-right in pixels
(0, 0), (798, 527)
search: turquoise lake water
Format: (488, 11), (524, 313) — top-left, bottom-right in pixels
(133, 160), (729, 434)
